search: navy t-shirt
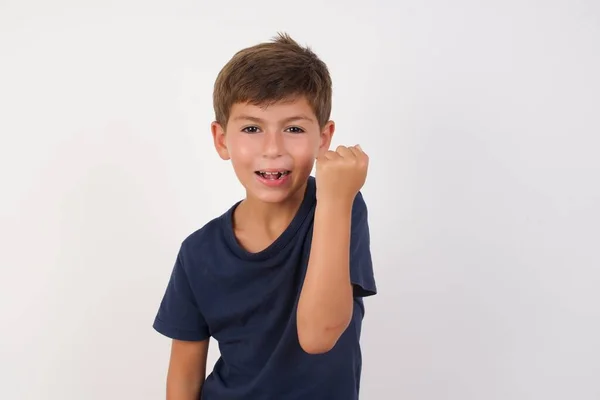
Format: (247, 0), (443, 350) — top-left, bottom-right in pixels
(153, 176), (377, 399)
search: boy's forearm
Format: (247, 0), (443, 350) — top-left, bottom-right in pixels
(297, 198), (354, 354)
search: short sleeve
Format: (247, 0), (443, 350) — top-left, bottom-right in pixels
(350, 192), (377, 297)
(153, 250), (210, 341)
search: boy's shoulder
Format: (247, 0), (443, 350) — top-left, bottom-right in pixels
(178, 202), (238, 258)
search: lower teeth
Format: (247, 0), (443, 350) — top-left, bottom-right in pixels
(259, 172), (285, 180)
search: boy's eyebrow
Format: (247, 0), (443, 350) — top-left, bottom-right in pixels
(232, 115), (315, 124)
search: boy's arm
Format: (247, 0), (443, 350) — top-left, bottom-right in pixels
(297, 144), (370, 354)
(166, 339), (209, 400)
(297, 198), (354, 354)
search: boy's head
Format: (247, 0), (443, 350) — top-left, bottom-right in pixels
(211, 33), (335, 204)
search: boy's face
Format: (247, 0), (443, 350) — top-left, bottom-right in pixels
(212, 96), (334, 204)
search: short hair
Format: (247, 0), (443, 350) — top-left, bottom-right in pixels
(213, 32), (332, 129)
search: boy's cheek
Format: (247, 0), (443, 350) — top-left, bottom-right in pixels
(228, 139), (256, 160)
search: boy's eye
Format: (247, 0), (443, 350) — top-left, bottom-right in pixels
(242, 126), (260, 133)
(242, 126), (304, 134)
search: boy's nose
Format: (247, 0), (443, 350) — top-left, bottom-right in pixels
(262, 131), (285, 158)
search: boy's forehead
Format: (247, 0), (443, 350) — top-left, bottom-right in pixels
(229, 97), (317, 122)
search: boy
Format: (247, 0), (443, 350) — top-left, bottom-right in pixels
(153, 32), (377, 399)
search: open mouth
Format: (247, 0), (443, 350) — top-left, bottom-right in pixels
(255, 170), (291, 180)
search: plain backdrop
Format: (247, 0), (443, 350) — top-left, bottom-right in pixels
(1, 0), (599, 399)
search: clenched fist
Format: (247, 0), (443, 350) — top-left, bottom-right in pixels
(315, 144), (369, 202)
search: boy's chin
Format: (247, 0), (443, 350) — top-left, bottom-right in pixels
(251, 193), (294, 204)
(245, 185), (297, 204)
(243, 178), (307, 205)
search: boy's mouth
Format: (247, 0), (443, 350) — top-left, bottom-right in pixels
(255, 170), (291, 180)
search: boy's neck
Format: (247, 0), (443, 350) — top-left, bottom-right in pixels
(235, 182), (307, 233)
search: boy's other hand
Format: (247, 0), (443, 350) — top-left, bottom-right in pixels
(315, 145), (369, 203)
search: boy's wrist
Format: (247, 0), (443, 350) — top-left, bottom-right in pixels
(316, 195), (354, 214)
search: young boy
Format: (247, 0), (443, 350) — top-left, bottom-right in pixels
(153, 32), (377, 399)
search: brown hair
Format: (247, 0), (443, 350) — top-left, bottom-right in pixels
(213, 32), (332, 129)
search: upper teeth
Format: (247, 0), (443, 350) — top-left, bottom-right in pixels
(261, 171), (288, 175)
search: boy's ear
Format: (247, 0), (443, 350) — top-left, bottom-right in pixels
(318, 120), (335, 156)
(211, 121), (230, 160)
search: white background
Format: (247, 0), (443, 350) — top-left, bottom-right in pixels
(1, 0), (599, 399)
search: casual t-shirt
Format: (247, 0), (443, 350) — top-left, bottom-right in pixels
(153, 176), (377, 399)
